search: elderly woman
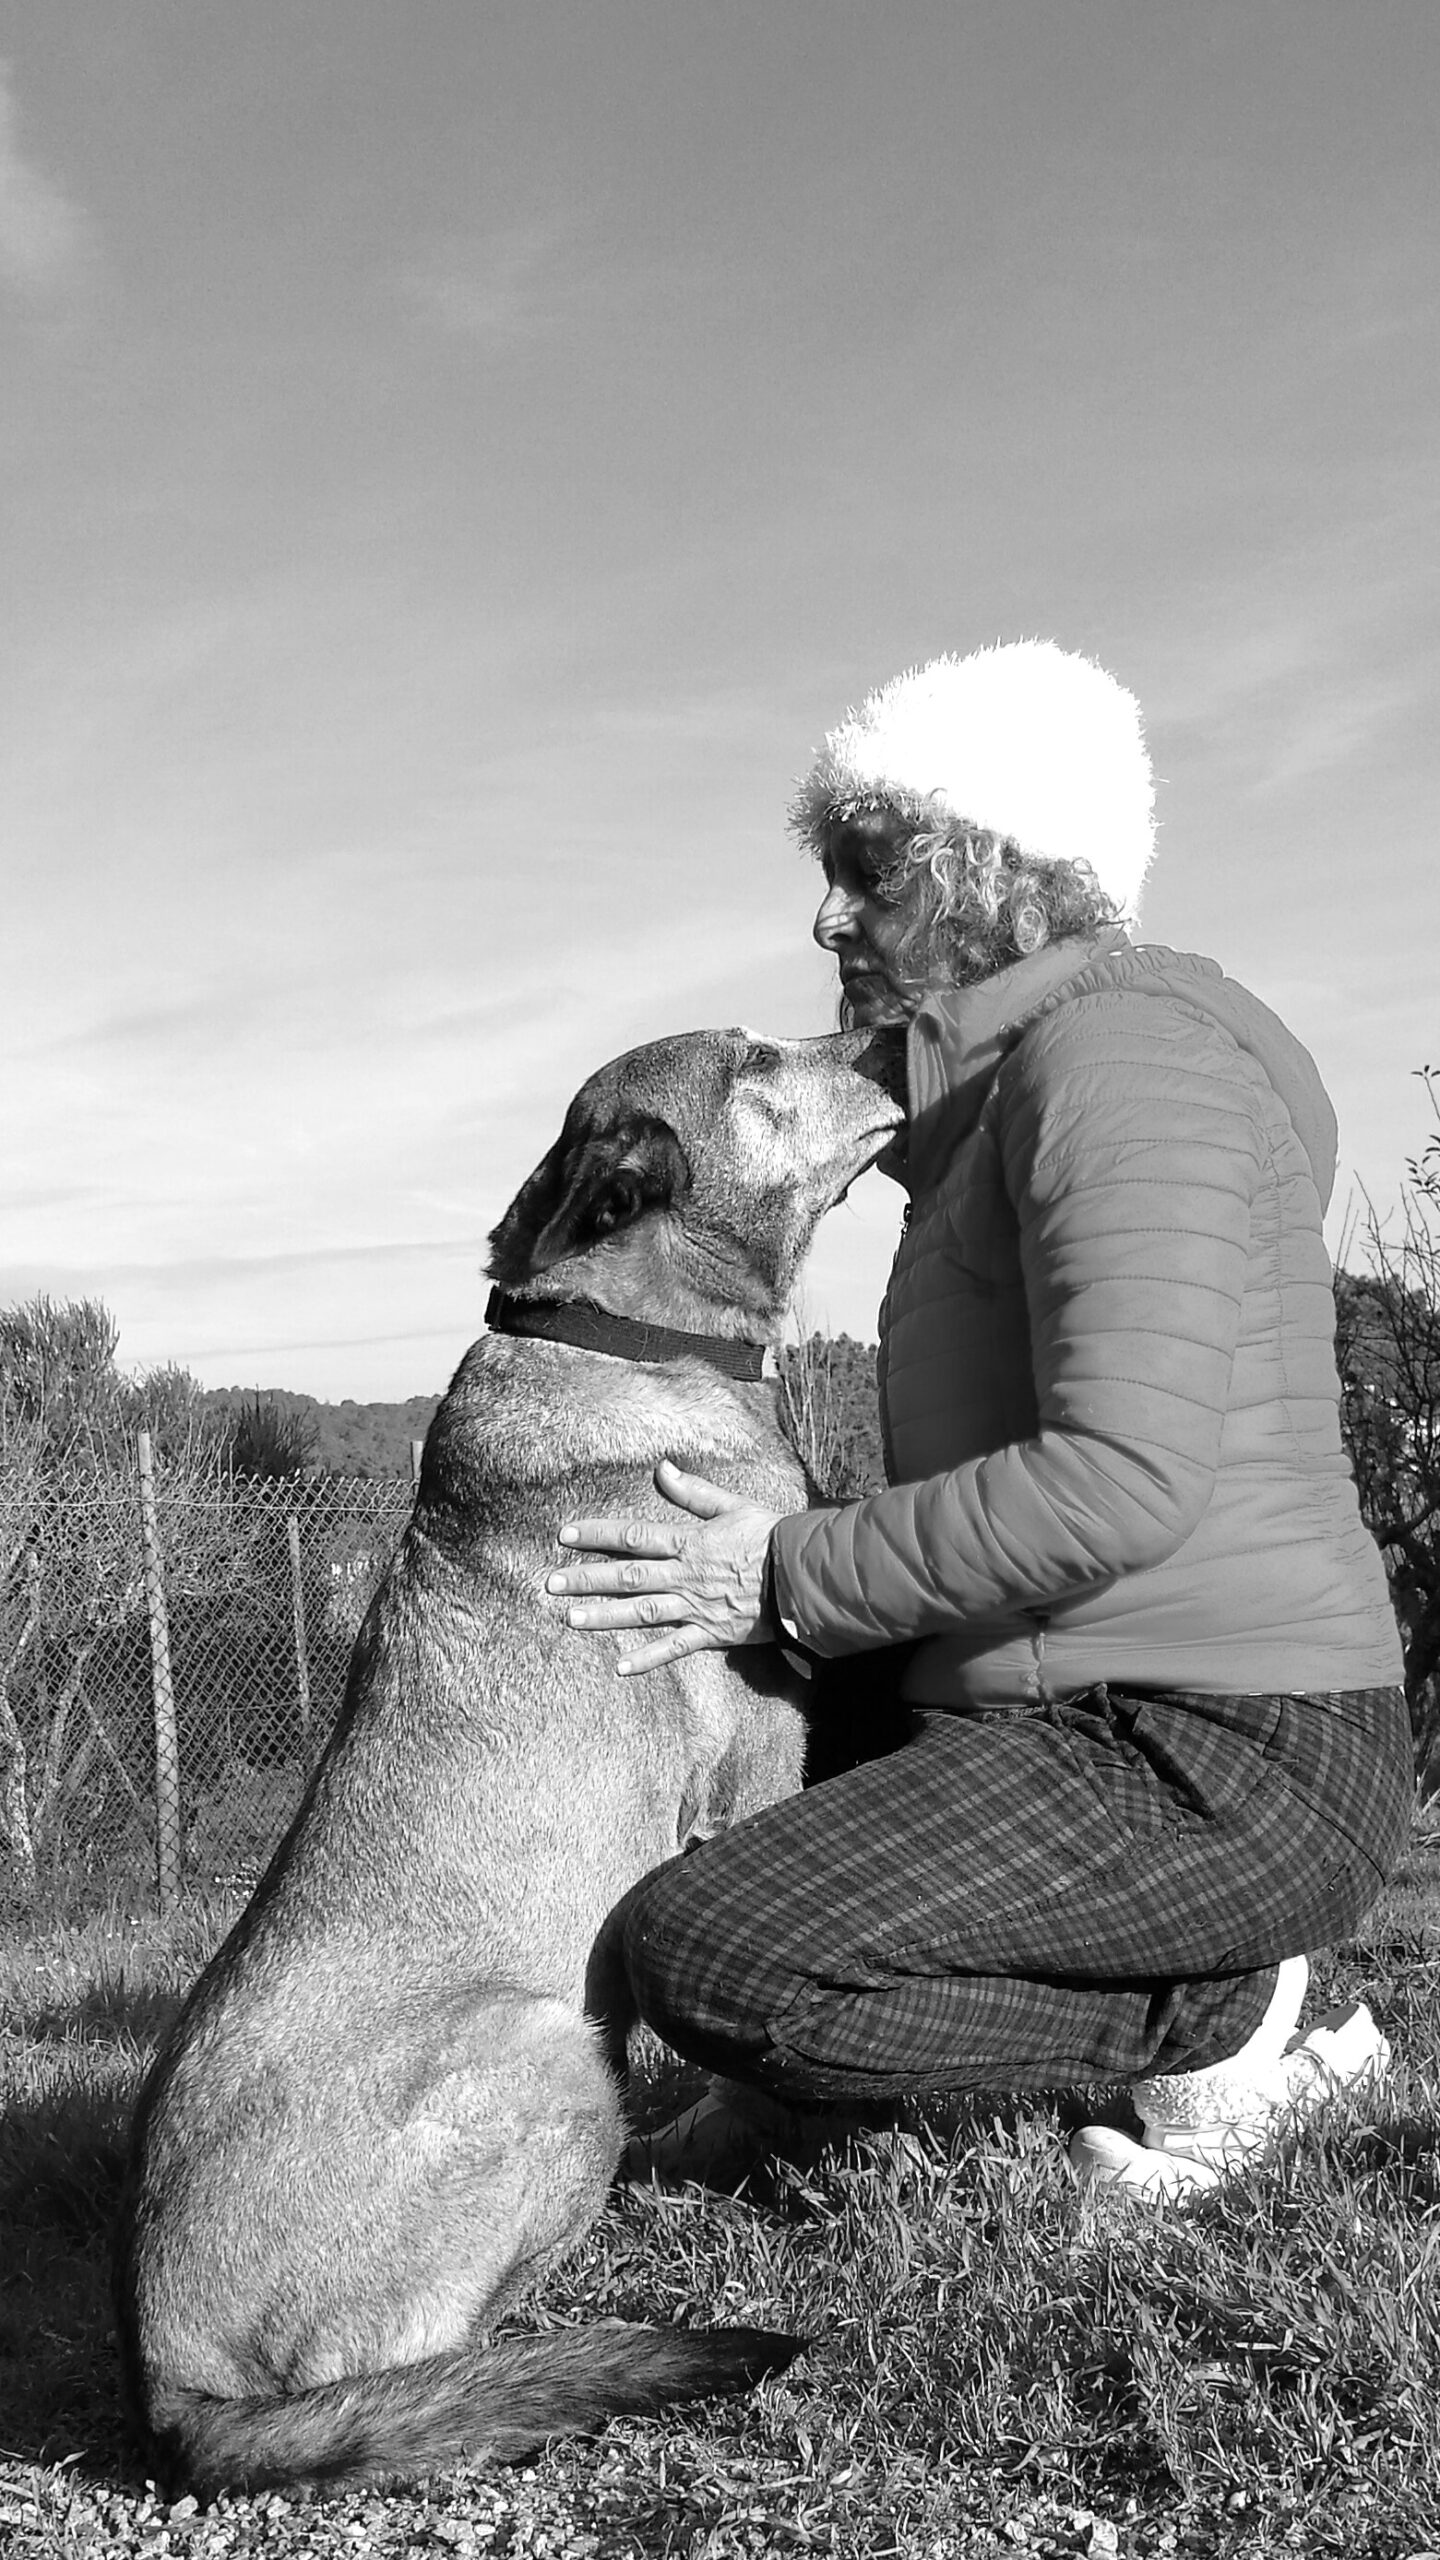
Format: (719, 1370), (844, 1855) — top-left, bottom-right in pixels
(547, 641), (1410, 2195)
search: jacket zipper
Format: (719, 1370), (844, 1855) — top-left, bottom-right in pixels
(877, 1202), (912, 1487)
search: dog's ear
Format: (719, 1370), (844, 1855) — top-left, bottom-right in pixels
(487, 1112), (691, 1286)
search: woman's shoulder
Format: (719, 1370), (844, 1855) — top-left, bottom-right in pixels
(1006, 942), (1338, 1203)
(1009, 945), (1256, 1085)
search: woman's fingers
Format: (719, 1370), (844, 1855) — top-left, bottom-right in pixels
(614, 1626), (711, 1676)
(555, 1515), (681, 1561)
(556, 1465), (737, 1559)
(562, 1590), (690, 1630)
(651, 1459), (739, 1517)
(547, 1557), (685, 1599)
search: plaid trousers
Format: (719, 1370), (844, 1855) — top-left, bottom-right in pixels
(621, 1682), (1414, 2101)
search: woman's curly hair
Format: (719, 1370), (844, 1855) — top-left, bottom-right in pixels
(830, 802), (1122, 1015)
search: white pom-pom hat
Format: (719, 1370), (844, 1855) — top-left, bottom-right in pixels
(790, 640), (1157, 917)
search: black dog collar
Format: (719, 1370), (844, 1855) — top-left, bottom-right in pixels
(485, 1289), (766, 1382)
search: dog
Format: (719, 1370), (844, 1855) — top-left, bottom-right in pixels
(114, 1024), (903, 2498)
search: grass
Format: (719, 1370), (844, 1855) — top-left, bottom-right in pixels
(3, 1842), (1440, 2560)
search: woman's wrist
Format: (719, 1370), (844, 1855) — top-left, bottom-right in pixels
(765, 1518), (806, 1648)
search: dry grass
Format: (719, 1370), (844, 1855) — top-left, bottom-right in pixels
(3, 1836), (1440, 2559)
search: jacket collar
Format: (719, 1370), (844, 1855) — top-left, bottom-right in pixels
(898, 927), (1132, 1197)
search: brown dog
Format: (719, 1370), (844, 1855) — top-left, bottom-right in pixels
(114, 1026), (901, 2497)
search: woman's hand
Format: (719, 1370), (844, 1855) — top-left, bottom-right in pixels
(546, 1457), (781, 1676)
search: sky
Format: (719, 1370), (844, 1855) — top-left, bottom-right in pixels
(2, 1), (1436, 1400)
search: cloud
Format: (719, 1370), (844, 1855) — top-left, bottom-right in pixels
(1147, 593), (1432, 801)
(50, 992), (257, 1059)
(0, 1237), (488, 1289)
(1256, 671), (1425, 793)
(396, 221), (563, 343)
(1148, 615), (1330, 734)
(0, 63), (95, 318)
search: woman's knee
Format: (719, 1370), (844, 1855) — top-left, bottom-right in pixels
(619, 1841), (796, 2068)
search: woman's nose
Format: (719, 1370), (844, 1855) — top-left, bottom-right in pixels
(813, 880), (860, 950)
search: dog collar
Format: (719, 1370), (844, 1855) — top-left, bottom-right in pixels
(484, 1289), (767, 1382)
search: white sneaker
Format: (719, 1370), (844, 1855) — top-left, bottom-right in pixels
(1278, 1999), (1392, 2107)
(1125, 1953), (1309, 2169)
(1070, 1960), (1391, 2198)
(1068, 2120), (1232, 2196)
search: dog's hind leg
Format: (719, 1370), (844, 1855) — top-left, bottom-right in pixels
(367, 1994), (626, 2360)
(140, 1994), (626, 2404)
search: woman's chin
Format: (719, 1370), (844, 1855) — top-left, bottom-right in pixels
(839, 978), (909, 1030)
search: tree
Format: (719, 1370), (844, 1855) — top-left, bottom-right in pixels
(226, 1392), (319, 1483)
(0, 1295), (121, 1462)
(776, 1333), (886, 1499)
(1334, 1069), (1440, 1784)
(0, 1293), (216, 1473)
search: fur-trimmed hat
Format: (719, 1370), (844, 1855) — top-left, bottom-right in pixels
(790, 640), (1156, 916)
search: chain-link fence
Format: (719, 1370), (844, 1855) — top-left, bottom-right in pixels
(0, 1445), (415, 1917)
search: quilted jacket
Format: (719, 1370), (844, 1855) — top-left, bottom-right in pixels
(770, 932), (1403, 1707)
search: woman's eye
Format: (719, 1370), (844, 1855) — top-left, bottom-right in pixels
(860, 863), (901, 905)
(826, 831), (906, 905)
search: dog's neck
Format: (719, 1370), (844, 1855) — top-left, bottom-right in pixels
(484, 1290), (767, 1383)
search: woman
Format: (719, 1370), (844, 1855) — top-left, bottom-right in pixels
(546, 640), (1411, 2195)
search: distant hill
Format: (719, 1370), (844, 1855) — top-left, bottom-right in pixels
(199, 1386), (441, 1478)
(198, 1329), (885, 1487)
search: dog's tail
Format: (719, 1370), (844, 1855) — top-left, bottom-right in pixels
(152, 2321), (805, 2498)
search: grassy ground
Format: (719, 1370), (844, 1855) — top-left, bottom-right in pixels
(3, 1829), (1439, 2560)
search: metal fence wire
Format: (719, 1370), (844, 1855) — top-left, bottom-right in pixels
(0, 1446), (414, 1914)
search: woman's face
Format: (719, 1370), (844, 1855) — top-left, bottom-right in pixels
(813, 812), (924, 1025)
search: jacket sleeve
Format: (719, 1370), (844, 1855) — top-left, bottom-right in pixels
(768, 992), (1266, 1655)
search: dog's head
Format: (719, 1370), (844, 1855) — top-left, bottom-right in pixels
(487, 1027), (905, 1341)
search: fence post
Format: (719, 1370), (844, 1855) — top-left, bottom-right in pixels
(286, 1513), (313, 1774)
(136, 1430), (182, 1915)
(410, 1439), (424, 1488)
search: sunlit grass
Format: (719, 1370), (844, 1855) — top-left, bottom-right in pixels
(2, 1837), (1437, 2556)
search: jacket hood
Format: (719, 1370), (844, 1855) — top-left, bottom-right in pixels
(903, 937), (1339, 1208)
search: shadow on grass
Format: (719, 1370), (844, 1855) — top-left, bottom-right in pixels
(0, 1992), (156, 2483)
(0, 2104), (133, 2479)
(16, 1979), (186, 2049)
(0, 1889), (234, 2479)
